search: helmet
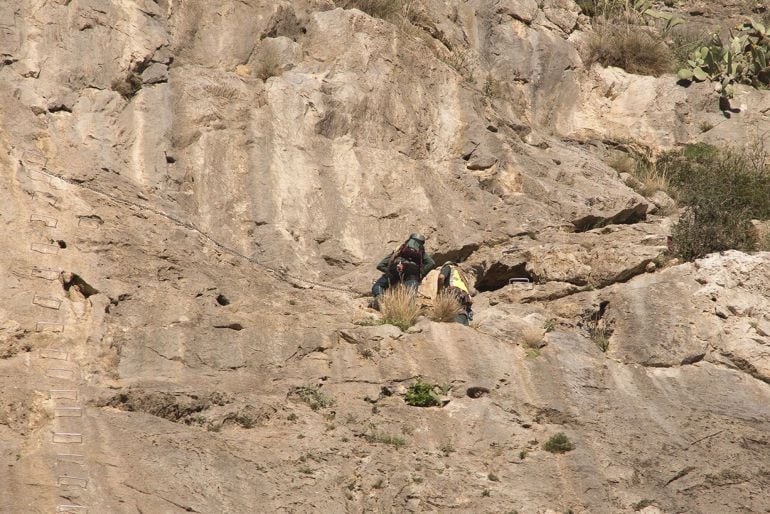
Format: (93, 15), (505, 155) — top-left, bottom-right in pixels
(409, 233), (426, 243)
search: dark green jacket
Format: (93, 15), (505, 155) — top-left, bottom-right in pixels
(376, 252), (436, 279)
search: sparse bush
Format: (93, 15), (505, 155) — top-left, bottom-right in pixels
(335, 0), (405, 20)
(430, 289), (462, 322)
(544, 432), (575, 453)
(659, 143), (770, 260)
(291, 385), (335, 411)
(379, 285), (422, 331)
(587, 21), (673, 76)
(405, 381), (441, 407)
(543, 319), (556, 333)
(438, 47), (475, 82)
(255, 47), (282, 81)
(111, 72), (142, 98)
(364, 432), (407, 448)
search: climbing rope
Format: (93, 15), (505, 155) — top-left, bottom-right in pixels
(36, 169), (366, 296)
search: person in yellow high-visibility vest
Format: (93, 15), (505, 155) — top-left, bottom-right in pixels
(436, 261), (474, 325)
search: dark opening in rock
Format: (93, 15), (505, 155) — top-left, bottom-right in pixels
(432, 243), (480, 266)
(467, 387), (490, 399)
(475, 262), (535, 292)
(62, 272), (99, 298)
(572, 204), (648, 232)
(216, 294), (230, 306)
(214, 323), (244, 331)
(56, 240), (67, 248)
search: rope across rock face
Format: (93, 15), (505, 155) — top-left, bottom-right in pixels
(35, 169), (363, 296)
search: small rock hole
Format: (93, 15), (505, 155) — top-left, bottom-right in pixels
(56, 240), (67, 249)
(216, 294), (230, 306)
(467, 387), (490, 399)
(62, 272), (99, 298)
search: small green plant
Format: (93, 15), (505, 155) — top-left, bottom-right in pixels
(526, 348), (541, 359)
(299, 465), (313, 475)
(519, 450), (528, 460)
(440, 442), (455, 456)
(364, 432), (407, 448)
(372, 478), (385, 489)
(404, 381), (442, 407)
(591, 325), (610, 352)
(633, 499), (655, 511)
(544, 433), (575, 453)
(483, 73), (504, 99)
(543, 319), (556, 333)
(380, 285), (422, 331)
(353, 317), (385, 327)
(287, 413), (298, 421)
(292, 385), (335, 411)
(481, 489), (491, 497)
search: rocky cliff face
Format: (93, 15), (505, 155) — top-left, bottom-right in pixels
(1, 1), (769, 513)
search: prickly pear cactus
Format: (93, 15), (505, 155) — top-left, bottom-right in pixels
(677, 18), (770, 98)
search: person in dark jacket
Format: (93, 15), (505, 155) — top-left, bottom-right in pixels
(371, 233), (436, 309)
(436, 261), (474, 325)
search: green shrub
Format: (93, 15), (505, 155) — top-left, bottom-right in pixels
(587, 21), (673, 76)
(544, 433), (575, 453)
(404, 381), (441, 407)
(659, 143), (770, 260)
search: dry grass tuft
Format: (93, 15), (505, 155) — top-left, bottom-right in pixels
(430, 290), (463, 322)
(586, 21), (673, 77)
(521, 325), (545, 349)
(255, 46), (282, 81)
(380, 285), (422, 331)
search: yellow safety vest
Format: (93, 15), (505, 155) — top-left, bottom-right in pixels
(449, 267), (469, 294)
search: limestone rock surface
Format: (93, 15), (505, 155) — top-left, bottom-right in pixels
(1, 1), (769, 513)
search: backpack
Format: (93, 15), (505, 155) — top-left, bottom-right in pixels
(388, 238), (425, 277)
(397, 238), (424, 264)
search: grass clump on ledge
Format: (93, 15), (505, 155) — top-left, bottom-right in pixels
(404, 381), (441, 407)
(379, 285), (422, 331)
(544, 432), (575, 453)
(430, 289), (463, 322)
(586, 21), (673, 77)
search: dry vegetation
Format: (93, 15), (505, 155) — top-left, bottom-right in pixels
(430, 290), (462, 322)
(586, 21), (673, 77)
(380, 285), (422, 331)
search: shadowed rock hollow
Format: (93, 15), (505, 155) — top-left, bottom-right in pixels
(1, 1), (769, 513)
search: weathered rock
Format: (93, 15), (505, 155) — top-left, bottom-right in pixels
(1, 1), (770, 513)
